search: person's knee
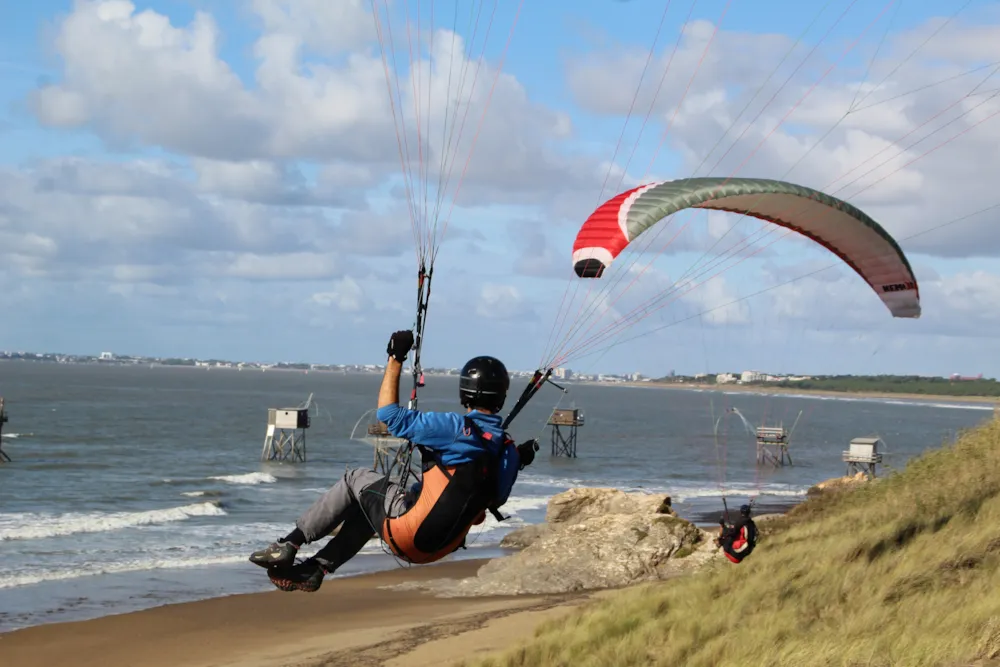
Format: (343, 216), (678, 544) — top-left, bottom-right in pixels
(343, 466), (371, 487)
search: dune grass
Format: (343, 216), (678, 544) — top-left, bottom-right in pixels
(465, 416), (1000, 667)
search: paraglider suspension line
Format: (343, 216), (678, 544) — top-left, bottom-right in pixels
(410, 264), (433, 408)
(362, 263), (437, 567)
(397, 264), (435, 491)
(501, 368), (553, 430)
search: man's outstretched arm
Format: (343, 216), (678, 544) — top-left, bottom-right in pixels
(375, 330), (461, 446)
(378, 357), (403, 411)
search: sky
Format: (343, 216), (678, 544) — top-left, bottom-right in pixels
(2, 0), (1000, 379)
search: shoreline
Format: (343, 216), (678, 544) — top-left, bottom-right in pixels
(0, 495), (791, 635)
(0, 494), (807, 643)
(0, 557), (590, 667)
(580, 380), (1000, 406)
(5, 359), (997, 406)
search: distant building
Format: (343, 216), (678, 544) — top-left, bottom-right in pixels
(740, 370), (764, 383)
(98, 352), (114, 360)
(716, 373), (737, 384)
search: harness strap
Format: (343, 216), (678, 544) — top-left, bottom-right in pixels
(418, 444), (456, 482)
(462, 416), (510, 523)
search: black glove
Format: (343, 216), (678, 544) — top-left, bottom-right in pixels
(517, 439), (539, 469)
(386, 330), (414, 362)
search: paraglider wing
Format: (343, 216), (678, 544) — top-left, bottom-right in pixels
(571, 177), (921, 318)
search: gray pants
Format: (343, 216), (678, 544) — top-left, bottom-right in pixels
(295, 467), (412, 571)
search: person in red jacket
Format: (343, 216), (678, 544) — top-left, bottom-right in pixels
(716, 504), (757, 563)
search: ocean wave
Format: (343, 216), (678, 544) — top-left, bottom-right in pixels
(0, 502), (227, 542)
(720, 390), (994, 411)
(879, 399), (995, 411)
(0, 553), (250, 589)
(669, 483), (809, 503)
(0, 539), (451, 590)
(485, 474), (810, 506)
(181, 490), (223, 498)
(496, 495), (550, 514)
(513, 473), (587, 489)
(208, 472), (278, 485)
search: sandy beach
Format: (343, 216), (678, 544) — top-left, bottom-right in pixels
(0, 559), (591, 667)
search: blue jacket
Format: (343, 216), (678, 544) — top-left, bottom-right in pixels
(375, 403), (521, 507)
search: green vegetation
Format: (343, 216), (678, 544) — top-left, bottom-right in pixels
(466, 416), (1000, 667)
(158, 357), (197, 366)
(654, 373), (1000, 397)
(766, 375), (1000, 397)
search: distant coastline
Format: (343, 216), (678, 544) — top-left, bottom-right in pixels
(4, 357), (998, 406)
(578, 379), (1000, 406)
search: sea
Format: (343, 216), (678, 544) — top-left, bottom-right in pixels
(0, 361), (994, 633)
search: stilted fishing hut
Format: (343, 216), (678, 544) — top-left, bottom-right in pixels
(548, 407), (584, 458)
(260, 393), (312, 462)
(366, 420), (409, 475)
(755, 426), (792, 467)
(754, 410), (803, 467)
(843, 436), (883, 479)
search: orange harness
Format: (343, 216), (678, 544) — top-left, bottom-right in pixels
(373, 420), (513, 565)
(380, 464), (487, 564)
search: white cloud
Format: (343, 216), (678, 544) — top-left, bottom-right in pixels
(5, 1), (1000, 375)
(475, 283), (532, 321)
(250, 0), (374, 54)
(189, 158), (347, 206)
(563, 12), (1000, 258)
(0, 153), (467, 287)
(311, 276), (366, 312)
(679, 275), (751, 326)
(30, 0), (602, 208)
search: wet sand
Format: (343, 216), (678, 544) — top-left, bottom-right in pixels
(0, 558), (591, 667)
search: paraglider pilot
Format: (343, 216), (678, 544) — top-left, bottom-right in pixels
(249, 330), (540, 592)
(715, 504), (758, 564)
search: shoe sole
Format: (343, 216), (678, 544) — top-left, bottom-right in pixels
(267, 570), (322, 593)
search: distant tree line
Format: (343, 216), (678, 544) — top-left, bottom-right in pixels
(762, 375), (1000, 397)
(652, 373), (1000, 397)
(158, 358), (197, 365)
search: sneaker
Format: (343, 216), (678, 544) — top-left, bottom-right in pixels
(267, 558), (326, 593)
(249, 539), (298, 569)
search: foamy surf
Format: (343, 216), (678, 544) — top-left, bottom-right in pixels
(180, 490), (222, 498)
(0, 502), (227, 541)
(670, 483), (809, 503)
(208, 472), (278, 485)
(720, 389), (994, 411)
(0, 553), (251, 589)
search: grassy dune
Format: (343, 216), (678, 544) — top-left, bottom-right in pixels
(466, 416), (1000, 667)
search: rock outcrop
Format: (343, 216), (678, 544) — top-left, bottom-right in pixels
(390, 487), (719, 597)
(807, 471), (874, 497)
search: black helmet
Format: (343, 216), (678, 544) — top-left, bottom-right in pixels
(740, 504), (752, 517)
(459, 356), (510, 412)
